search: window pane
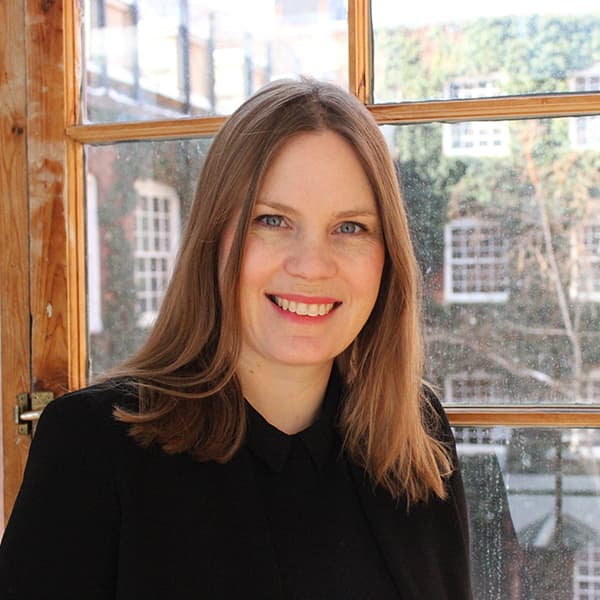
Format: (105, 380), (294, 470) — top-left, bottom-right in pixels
(373, 1), (600, 103)
(457, 426), (600, 599)
(382, 117), (600, 405)
(84, 0), (348, 122)
(85, 138), (211, 377)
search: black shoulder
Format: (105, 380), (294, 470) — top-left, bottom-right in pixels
(44, 379), (138, 421)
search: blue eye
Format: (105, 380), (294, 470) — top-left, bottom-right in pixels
(257, 214), (285, 228)
(337, 222), (365, 234)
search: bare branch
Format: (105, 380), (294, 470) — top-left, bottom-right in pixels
(520, 128), (582, 382)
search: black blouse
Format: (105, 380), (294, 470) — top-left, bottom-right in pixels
(245, 373), (398, 599)
(0, 375), (472, 599)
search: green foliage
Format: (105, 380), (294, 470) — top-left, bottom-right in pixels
(378, 12), (600, 402)
(89, 137), (211, 374)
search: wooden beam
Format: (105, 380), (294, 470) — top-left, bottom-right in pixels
(348, 0), (372, 104)
(65, 93), (600, 145)
(26, 1), (71, 399)
(0, 0), (32, 525)
(447, 407), (600, 428)
(66, 116), (224, 144)
(64, 0), (86, 390)
(369, 93), (600, 124)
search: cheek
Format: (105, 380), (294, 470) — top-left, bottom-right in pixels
(366, 243), (386, 287)
(362, 244), (386, 309)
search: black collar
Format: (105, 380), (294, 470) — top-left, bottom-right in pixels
(245, 368), (343, 473)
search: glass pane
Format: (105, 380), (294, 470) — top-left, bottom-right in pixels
(381, 116), (600, 405)
(84, 0), (348, 122)
(373, 1), (600, 103)
(457, 426), (600, 600)
(85, 138), (211, 377)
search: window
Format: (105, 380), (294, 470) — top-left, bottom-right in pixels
(574, 542), (600, 600)
(442, 76), (509, 157)
(453, 426), (509, 446)
(444, 218), (509, 303)
(133, 180), (181, 328)
(446, 75), (503, 100)
(570, 65), (600, 150)
(443, 121), (510, 157)
(570, 222), (600, 302)
(445, 371), (506, 404)
(5, 0), (600, 592)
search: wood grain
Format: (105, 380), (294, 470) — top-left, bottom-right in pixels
(370, 93), (600, 124)
(447, 408), (600, 428)
(26, 2), (71, 400)
(66, 93), (600, 146)
(67, 116), (225, 144)
(64, 0), (86, 390)
(0, 0), (32, 524)
(348, 0), (372, 104)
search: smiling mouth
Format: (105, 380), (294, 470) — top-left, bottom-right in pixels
(268, 295), (340, 317)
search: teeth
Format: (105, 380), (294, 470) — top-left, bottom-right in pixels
(272, 296), (335, 317)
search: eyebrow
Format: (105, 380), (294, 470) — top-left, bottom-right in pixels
(254, 199), (379, 220)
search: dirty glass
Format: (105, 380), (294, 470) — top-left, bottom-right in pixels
(84, 0), (348, 122)
(456, 426), (600, 600)
(381, 117), (600, 406)
(372, 0), (600, 103)
(85, 139), (211, 377)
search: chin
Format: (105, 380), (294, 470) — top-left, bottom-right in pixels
(271, 346), (345, 368)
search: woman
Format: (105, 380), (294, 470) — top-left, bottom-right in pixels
(0, 79), (472, 599)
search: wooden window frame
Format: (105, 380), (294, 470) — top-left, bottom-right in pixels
(3, 0), (600, 521)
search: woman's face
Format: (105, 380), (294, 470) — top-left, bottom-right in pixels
(220, 130), (385, 372)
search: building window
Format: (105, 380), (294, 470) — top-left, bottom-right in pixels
(569, 65), (600, 150)
(570, 222), (600, 302)
(573, 542), (600, 600)
(570, 116), (600, 150)
(133, 179), (181, 328)
(442, 75), (509, 157)
(452, 427), (511, 446)
(444, 218), (509, 303)
(445, 371), (506, 404)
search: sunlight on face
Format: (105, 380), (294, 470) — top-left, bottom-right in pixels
(221, 130), (386, 372)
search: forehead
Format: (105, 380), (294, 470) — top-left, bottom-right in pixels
(257, 130), (376, 212)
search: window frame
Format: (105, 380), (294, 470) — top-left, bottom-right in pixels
(3, 0), (600, 522)
(132, 179), (181, 328)
(443, 218), (509, 304)
(64, 0), (600, 432)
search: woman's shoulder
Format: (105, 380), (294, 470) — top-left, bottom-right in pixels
(38, 379), (138, 439)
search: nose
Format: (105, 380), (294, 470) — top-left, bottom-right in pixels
(283, 234), (337, 280)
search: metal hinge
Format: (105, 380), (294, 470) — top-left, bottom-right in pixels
(15, 392), (54, 436)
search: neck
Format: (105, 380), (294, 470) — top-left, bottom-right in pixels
(238, 359), (333, 435)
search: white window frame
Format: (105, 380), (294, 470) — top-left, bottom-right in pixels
(452, 426), (510, 447)
(573, 541), (600, 600)
(444, 370), (507, 405)
(569, 64), (600, 150)
(442, 74), (510, 157)
(133, 179), (181, 328)
(444, 218), (509, 303)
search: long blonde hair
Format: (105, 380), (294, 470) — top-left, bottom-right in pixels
(109, 78), (451, 504)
